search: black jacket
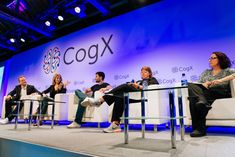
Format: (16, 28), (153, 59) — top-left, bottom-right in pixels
(8, 84), (40, 100)
(42, 85), (66, 99)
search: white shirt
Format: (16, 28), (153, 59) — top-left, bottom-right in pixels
(20, 85), (27, 98)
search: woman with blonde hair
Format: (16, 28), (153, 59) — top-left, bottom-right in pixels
(34, 73), (69, 125)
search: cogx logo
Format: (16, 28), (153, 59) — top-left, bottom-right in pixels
(43, 47), (60, 74)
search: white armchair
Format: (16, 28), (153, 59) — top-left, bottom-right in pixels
(66, 91), (109, 123)
(1, 95), (41, 120)
(182, 79), (235, 126)
(108, 84), (170, 125)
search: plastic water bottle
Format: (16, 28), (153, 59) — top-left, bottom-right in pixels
(181, 73), (188, 86)
(142, 79), (148, 90)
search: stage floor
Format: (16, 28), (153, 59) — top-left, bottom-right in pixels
(1, 124), (235, 157)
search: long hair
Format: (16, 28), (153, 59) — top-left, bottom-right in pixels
(52, 73), (63, 90)
(212, 52), (231, 69)
(141, 66), (153, 78)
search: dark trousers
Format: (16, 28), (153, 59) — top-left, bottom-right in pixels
(35, 97), (54, 116)
(104, 84), (141, 123)
(5, 98), (24, 121)
(188, 83), (231, 132)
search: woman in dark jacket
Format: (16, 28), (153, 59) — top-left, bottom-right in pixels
(34, 73), (68, 125)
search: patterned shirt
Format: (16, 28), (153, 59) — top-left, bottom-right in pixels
(199, 68), (235, 92)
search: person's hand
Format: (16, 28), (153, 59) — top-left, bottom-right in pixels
(5, 95), (12, 101)
(31, 92), (39, 96)
(64, 81), (70, 87)
(211, 79), (222, 86)
(202, 81), (212, 88)
(131, 82), (139, 89)
(99, 88), (106, 93)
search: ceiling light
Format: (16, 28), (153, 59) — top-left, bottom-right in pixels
(58, 15), (64, 21)
(20, 38), (25, 42)
(45, 21), (51, 26)
(74, 7), (81, 13)
(10, 38), (15, 43)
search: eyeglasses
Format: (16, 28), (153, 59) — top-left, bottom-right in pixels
(209, 57), (218, 60)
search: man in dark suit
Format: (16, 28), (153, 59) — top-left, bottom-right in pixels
(0, 75), (40, 124)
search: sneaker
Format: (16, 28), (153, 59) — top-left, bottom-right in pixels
(0, 118), (9, 125)
(67, 121), (81, 129)
(81, 97), (102, 107)
(103, 123), (122, 133)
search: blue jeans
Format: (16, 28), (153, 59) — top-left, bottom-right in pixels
(74, 90), (87, 124)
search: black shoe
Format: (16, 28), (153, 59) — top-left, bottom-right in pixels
(190, 130), (206, 137)
(33, 120), (43, 126)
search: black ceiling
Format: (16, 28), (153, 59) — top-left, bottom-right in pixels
(0, 0), (160, 62)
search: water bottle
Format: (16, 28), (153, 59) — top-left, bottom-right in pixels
(181, 73), (188, 86)
(142, 79), (148, 90)
(131, 79), (135, 83)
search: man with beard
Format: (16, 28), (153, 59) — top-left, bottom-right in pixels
(67, 72), (112, 128)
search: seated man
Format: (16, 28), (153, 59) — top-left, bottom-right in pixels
(0, 75), (40, 124)
(67, 72), (112, 128)
(81, 66), (159, 133)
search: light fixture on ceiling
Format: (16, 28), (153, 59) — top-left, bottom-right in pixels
(74, 6), (81, 13)
(20, 38), (25, 42)
(45, 21), (51, 26)
(10, 38), (15, 43)
(58, 15), (64, 21)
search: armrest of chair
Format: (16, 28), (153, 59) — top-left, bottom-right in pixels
(94, 91), (105, 98)
(230, 79), (235, 98)
(1, 96), (7, 118)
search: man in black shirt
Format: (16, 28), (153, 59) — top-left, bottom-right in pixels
(67, 72), (112, 128)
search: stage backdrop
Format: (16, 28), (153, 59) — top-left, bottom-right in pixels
(1, 0), (235, 113)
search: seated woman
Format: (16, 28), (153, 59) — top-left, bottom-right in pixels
(81, 66), (159, 133)
(188, 52), (235, 137)
(34, 73), (69, 125)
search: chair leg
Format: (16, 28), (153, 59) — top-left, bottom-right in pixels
(154, 124), (158, 132)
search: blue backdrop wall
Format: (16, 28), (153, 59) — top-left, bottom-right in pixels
(1, 0), (235, 114)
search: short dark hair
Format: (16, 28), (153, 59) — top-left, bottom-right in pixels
(96, 71), (105, 80)
(212, 52), (231, 69)
(18, 75), (25, 82)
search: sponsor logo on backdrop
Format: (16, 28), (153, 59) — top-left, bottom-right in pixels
(158, 78), (176, 84)
(73, 80), (85, 85)
(43, 47), (60, 74)
(190, 75), (199, 82)
(171, 66), (193, 73)
(63, 34), (114, 65)
(152, 70), (158, 76)
(114, 74), (129, 80)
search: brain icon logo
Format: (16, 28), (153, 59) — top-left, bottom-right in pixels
(43, 47), (60, 74)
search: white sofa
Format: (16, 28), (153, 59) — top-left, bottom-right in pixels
(1, 94), (68, 121)
(67, 91), (109, 123)
(66, 85), (170, 126)
(182, 79), (235, 126)
(1, 95), (41, 119)
(124, 84), (170, 125)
